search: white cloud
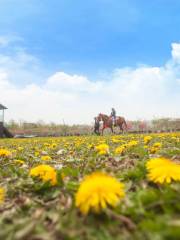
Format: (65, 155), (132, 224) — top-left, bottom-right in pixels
(171, 42), (180, 62)
(0, 40), (179, 124)
(46, 72), (103, 93)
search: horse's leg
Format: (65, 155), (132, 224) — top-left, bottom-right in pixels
(101, 126), (105, 135)
(121, 124), (124, 134)
(109, 120), (114, 134)
(118, 126), (121, 134)
(123, 119), (127, 132)
(119, 124), (123, 134)
(94, 127), (98, 135)
(98, 128), (100, 135)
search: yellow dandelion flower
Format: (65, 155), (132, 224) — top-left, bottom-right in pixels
(14, 159), (24, 165)
(88, 144), (94, 149)
(98, 150), (107, 155)
(149, 142), (162, 154)
(41, 155), (52, 161)
(127, 140), (138, 147)
(95, 144), (109, 155)
(17, 147), (24, 151)
(146, 157), (180, 184)
(149, 147), (157, 154)
(75, 172), (125, 215)
(112, 138), (122, 143)
(44, 143), (50, 147)
(0, 187), (5, 204)
(0, 149), (11, 158)
(144, 136), (152, 144)
(34, 151), (40, 157)
(115, 145), (126, 155)
(30, 164), (57, 186)
(49, 143), (57, 149)
(153, 142), (162, 148)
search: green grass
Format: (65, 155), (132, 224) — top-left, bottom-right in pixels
(0, 133), (180, 240)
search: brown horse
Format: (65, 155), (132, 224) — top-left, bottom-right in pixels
(97, 113), (127, 135)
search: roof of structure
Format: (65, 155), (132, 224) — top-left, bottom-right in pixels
(0, 104), (8, 110)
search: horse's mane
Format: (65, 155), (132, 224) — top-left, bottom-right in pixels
(99, 113), (109, 120)
(102, 113), (109, 117)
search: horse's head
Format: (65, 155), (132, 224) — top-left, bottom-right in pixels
(97, 113), (103, 121)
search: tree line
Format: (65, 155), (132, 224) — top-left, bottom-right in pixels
(5, 118), (180, 136)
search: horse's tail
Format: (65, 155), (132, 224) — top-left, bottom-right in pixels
(123, 118), (128, 131)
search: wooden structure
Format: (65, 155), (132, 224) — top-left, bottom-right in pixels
(0, 104), (13, 138)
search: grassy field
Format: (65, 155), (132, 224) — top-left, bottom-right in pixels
(0, 133), (180, 240)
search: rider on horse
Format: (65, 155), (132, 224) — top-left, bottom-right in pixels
(111, 108), (116, 126)
(96, 112), (127, 135)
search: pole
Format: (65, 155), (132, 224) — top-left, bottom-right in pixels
(3, 109), (4, 125)
(62, 119), (67, 136)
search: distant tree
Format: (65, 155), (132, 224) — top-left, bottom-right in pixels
(7, 119), (19, 129)
(139, 121), (147, 131)
(126, 121), (133, 131)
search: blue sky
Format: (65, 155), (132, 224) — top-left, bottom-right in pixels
(1, 0), (180, 77)
(0, 0), (179, 123)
